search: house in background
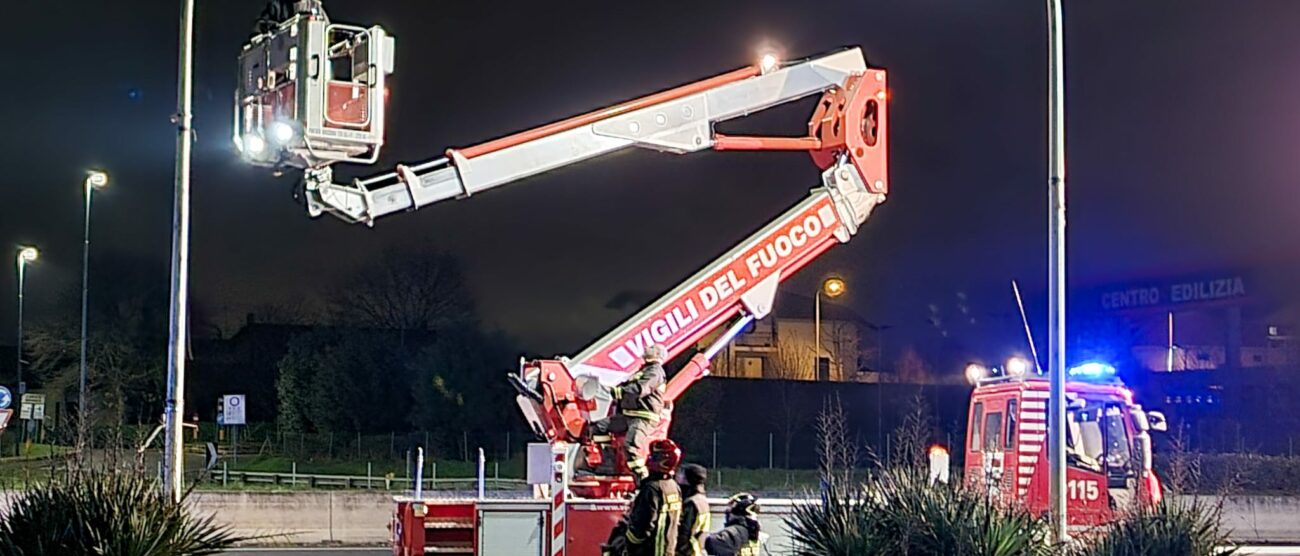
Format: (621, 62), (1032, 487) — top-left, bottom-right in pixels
(699, 291), (884, 382)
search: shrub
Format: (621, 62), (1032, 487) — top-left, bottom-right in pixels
(1074, 498), (1236, 556)
(1156, 453), (1300, 494)
(787, 470), (1055, 556)
(0, 470), (242, 555)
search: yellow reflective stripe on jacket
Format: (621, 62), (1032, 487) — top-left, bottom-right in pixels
(687, 507), (710, 556)
(623, 410), (660, 422)
(626, 528), (646, 544)
(657, 492), (681, 556)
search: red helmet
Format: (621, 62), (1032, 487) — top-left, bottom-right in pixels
(646, 439), (682, 475)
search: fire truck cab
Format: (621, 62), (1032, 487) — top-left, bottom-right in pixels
(963, 363), (1168, 526)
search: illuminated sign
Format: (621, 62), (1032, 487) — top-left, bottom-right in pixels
(1099, 276), (1247, 311)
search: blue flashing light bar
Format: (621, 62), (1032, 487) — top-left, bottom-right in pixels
(1067, 361), (1117, 380)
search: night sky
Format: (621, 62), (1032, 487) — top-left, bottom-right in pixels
(4, 0), (1300, 369)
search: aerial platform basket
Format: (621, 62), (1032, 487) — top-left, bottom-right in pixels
(235, 6), (394, 169)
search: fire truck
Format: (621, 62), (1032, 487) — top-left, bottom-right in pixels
(234, 2), (1164, 554)
(236, 4), (884, 553)
(962, 361), (1168, 526)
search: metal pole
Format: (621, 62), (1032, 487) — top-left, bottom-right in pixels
(477, 448), (486, 499)
(414, 448), (425, 499)
(1012, 280), (1043, 373)
(1046, 0), (1069, 542)
(712, 431), (718, 470)
(79, 183), (94, 443)
(15, 255), (27, 453)
(162, 0), (197, 504)
(15, 257), (25, 396)
(1167, 312), (1174, 372)
(815, 291), (821, 380)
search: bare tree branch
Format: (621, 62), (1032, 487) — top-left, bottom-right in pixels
(333, 248), (473, 330)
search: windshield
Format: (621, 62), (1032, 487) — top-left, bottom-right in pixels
(1066, 399), (1132, 475)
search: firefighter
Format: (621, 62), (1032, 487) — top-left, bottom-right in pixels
(592, 343), (668, 479)
(255, 0), (322, 33)
(704, 493), (761, 556)
(675, 463), (710, 556)
(604, 439), (683, 556)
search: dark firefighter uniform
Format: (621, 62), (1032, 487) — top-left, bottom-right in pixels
(603, 440), (683, 556)
(592, 345), (667, 478)
(625, 471), (682, 556)
(676, 464), (711, 556)
(704, 494), (761, 556)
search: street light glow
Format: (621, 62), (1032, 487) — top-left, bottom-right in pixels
(760, 53), (779, 74)
(822, 277), (846, 298)
(18, 246), (39, 263)
(87, 170), (109, 189)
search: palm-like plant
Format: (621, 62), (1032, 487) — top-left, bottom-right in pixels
(0, 470), (242, 556)
(788, 470), (1055, 556)
(1074, 498), (1236, 556)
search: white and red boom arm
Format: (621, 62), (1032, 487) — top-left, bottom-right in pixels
(569, 166), (880, 385)
(492, 59), (889, 454)
(303, 48), (886, 225)
(290, 45), (888, 485)
(516, 152), (885, 448)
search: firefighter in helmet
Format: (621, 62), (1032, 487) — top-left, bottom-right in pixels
(603, 439), (683, 556)
(675, 463), (710, 556)
(704, 493), (761, 556)
(592, 343), (668, 479)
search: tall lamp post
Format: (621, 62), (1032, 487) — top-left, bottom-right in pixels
(1045, 0), (1069, 542)
(15, 246), (39, 395)
(15, 246), (39, 451)
(815, 277), (846, 380)
(80, 170), (109, 442)
(163, 0), (197, 503)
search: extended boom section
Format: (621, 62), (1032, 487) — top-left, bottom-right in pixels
(300, 48), (879, 224)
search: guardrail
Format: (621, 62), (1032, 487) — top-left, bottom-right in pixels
(210, 468), (526, 490)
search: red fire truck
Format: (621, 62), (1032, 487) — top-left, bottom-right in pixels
(963, 361), (1168, 527)
(235, 2), (1165, 553)
(237, 4), (885, 554)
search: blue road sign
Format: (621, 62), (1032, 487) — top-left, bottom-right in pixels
(0, 386), (10, 410)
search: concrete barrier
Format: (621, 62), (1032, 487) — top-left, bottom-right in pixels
(191, 491), (393, 546)
(104, 491), (1300, 547)
(1183, 495), (1300, 544)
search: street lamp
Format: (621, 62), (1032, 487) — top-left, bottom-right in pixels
(815, 277), (846, 380)
(80, 170), (109, 437)
(15, 246), (39, 396)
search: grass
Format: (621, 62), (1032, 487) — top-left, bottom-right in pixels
(0, 442), (72, 461)
(219, 454), (525, 478)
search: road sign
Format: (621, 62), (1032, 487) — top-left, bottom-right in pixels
(0, 386), (10, 409)
(204, 442), (219, 470)
(222, 395), (246, 425)
(20, 393), (45, 421)
(0, 409), (11, 429)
